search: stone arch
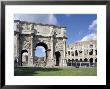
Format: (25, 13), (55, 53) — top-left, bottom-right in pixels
(89, 49), (93, 55)
(84, 58), (88, 62)
(72, 59), (75, 66)
(55, 51), (61, 66)
(72, 59), (74, 62)
(68, 59), (71, 61)
(35, 42), (48, 59)
(21, 49), (28, 66)
(90, 58), (93, 62)
(75, 50), (78, 56)
(34, 42), (48, 67)
(71, 51), (74, 56)
(75, 59), (78, 62)
(67, 59), (71, 66)
(80, 59), (82, 62)
(14, 20), (67, 67)
(90, 58), (94, 66)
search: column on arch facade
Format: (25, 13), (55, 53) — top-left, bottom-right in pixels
(28, 35), (34, 66)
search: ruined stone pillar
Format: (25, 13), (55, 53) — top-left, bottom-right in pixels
(51, 37), (54, 59)
(17, 34), (19, 59)
(50, 36), (54, 66)
(62, 39), (66, 67)
(14, 33), (19, 66)
(14, 21), (21, 66)
(28, 36), (34, 66)
(16, 34), (20, 66)
(46, 37), (54, 67)
(14, 35), (17, 57)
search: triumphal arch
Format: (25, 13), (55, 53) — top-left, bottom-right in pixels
(14, 20), (67, 67)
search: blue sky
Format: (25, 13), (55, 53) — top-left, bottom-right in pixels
(35, 46), (46, 57)
(14, 14), (97, 57)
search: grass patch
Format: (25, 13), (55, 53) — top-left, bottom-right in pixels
(14, 67), (97, 76)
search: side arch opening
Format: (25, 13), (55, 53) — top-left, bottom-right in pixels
(55, 51), (61, 66)
(21, 50), (28, 66)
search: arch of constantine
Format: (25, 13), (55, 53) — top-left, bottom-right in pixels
(14, 20), (67, 67)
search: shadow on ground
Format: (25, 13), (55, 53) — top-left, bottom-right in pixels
(14, 67), (62, 76)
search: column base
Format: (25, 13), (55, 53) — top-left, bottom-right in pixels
(46, 59), (54, 67)
(28, 57), (34, 67)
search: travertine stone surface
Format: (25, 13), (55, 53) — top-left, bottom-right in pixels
(14, 20), (67, 67)
(66, 40), (97, 67)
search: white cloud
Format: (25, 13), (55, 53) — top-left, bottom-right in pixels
(81, 33), (97, 41)
(80, 19), (97, 42)
(14, 14), (58, 25)
(89, 19), (97, 31)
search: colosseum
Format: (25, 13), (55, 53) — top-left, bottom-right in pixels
(66, 40), (97, 68)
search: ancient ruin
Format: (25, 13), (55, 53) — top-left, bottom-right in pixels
(66, 40), (97, 67)
(14, 20), (67, 67)
(14, 20), (97, 67)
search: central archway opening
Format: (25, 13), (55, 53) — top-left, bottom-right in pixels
(35, 46), (46, 60)
(55, 51), (61, 66)
(34, 42), (48, 66)
(35, 42), (48, 58)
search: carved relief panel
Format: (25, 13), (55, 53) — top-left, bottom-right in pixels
(19, 35), (31, 50)
(55, 39), (64, 51)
